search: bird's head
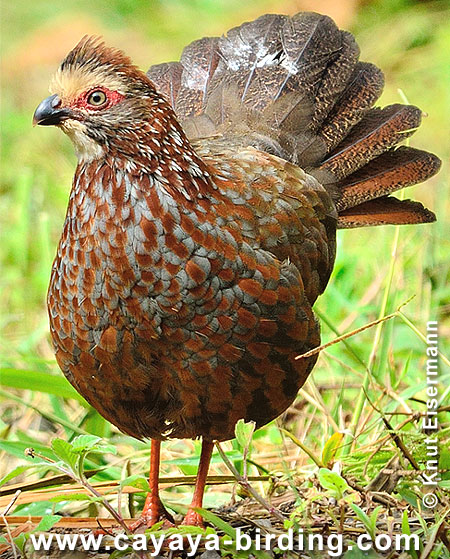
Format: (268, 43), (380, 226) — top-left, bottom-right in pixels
(33, 36), (173, 162)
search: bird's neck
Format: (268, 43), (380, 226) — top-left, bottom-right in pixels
(73, 129), (215, 219)
(79, 103), (215, 201)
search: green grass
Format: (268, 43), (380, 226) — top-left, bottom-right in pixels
(1, 0), (449, 556)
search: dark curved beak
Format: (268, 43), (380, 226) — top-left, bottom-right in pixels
(33, 94), (70, 126)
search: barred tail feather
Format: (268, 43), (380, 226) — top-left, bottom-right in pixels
(337, 198), (436, 229)
(147, 11), (441, 228)
(335, 147), (441, 212)
(317, 104), (423, 179)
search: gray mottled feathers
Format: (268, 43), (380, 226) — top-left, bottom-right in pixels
(147, 11), (440, 228)
(147, 12), (357, 167)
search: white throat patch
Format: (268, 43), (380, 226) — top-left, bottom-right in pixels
(61, 120), (104, 162)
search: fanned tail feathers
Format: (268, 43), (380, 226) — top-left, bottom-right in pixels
(147, 12), (440, 228)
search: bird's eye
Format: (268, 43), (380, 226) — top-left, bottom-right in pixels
(87, 90), (107, 107)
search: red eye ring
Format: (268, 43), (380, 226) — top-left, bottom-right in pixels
(87, 89), (107, 107)
(72, 88), (124, 111)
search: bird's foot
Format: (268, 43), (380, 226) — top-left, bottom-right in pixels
(181, 509), (204, 527)
(130, 498), (175, 533)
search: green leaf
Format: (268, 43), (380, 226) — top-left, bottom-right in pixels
(397, 487), (419, 508)
(235, 419), (255, 449)
(401, 509), (410, 535)
(48, 395), (71, 437)
(13, 500), (66, 517)
(350, 503), (374, 538)
(7, 532), (27, 552)
(0, 440), (57, 461)
(165, 525), (205, 536)
(280, 428), (323, 467)
(193, 507), (236, 538)
(35, 515), (62, 532)
(193, 508), (272, 559)
(70, 435), (102, 452)
(318, 468), (350, 499)
(83, 410), (111, 438)
(0, 368), (88, 404)
(109, 549), (132, 559)
(321, 432), (344, 467)
(0, 465), (31, 488)
(369, 505), (383, 527)
(70, 434), (116, 456)
(93, 443), (117, 455)
(51, 438), (78, 471)
(0, 462), (63, 489)
(343, 547), (379, 558)
(49, 493), (101, 503)
(439, 445), (450, 470)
